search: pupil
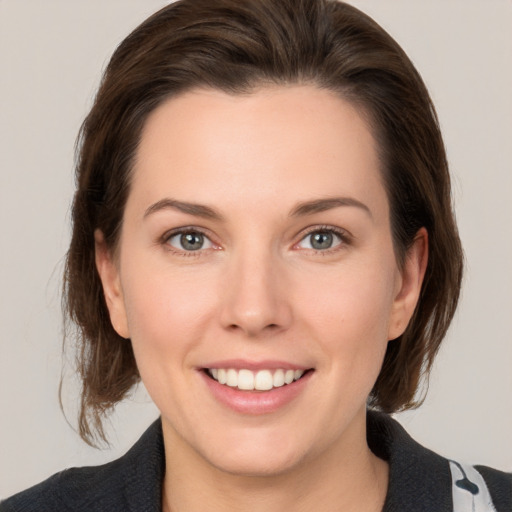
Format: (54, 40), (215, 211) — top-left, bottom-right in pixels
(181, 232), (203, 251)
(311, 231), (333, 250)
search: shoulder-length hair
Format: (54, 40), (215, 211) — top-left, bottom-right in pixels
(64, 0), (463, 445)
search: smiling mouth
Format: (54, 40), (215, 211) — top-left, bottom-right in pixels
(205, 368), (311, 391)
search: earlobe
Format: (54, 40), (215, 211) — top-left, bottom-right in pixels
(94, 229), (130, 339)
(388, 228), (429, 341)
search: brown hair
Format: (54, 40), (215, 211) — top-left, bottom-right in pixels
(64, 0), (463, 445)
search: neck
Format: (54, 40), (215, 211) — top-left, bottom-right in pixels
(161, 411), (388, 512)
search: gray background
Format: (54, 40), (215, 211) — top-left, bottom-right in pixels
(1, 0), (511, 497)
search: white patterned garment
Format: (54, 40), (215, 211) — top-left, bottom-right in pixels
(450, 460), (498, 512)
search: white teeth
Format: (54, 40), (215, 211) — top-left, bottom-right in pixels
(254, 370), (273, 390)
(217, 368), (227, 384)
(237, 369), (254, 390)
(208, 367), (307, 390)
(226, 369), (238, 387)
(273, 369), (285, 387)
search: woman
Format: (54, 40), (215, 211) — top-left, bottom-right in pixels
(2, 0), (510, 511)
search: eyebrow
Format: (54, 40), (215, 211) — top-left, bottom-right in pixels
(143, 198), (224, 221)
(290, 197), (373, 219)
(143, 196), (372, 221)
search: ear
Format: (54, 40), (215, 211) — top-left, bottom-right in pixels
(388, 228), (428, 341)
(94, 229), (130, 339)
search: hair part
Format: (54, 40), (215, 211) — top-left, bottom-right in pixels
(63, 0), (463, 445)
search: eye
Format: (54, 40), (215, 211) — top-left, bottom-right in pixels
(166, 230), (214, 252)
(297, 229), (344, 251)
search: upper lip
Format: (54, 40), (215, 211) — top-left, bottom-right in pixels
(200, 359), (312, 371)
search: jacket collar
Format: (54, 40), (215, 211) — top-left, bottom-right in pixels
(82, 411), (452, 511)
(367, 410), (452, 511)
(120, 419), (165, 512)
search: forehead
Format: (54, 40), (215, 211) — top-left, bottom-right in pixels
(129, 85), (387, 218)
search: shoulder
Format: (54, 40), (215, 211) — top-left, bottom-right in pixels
(1, 419), (164, 512)
(474, 464), (512, 512)
(367, 410), (512, 512)
(1, 465), (121, 512)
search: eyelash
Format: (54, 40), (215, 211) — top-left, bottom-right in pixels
(161, 227), (218, 257)
(295, 225), (352, 254)
(160, 225), (351, 256)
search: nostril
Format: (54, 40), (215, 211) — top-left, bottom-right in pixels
(226, 322), (279, 333)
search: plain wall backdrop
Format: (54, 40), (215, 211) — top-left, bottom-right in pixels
(1, 0), (511, 498)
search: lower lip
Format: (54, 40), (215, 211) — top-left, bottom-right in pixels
(201, 370), (313, 415)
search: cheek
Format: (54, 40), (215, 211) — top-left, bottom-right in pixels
(120, 264), (219, 358)
(298, 257), (397, 364)
(308, 261), (396, 325)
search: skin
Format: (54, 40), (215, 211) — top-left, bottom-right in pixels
(96, 85), (428, 512)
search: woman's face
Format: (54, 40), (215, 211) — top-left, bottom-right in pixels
(97, 85), (425, 476)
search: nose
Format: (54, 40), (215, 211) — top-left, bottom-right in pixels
(219, 248), (292, 338)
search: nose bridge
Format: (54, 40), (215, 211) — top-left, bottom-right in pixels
(220, 241), (291, 336)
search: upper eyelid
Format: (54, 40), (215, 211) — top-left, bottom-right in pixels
(158, 224), (351, 249)
(298, 225), (351, 240)
(161, 226), (214, 242)
(290, 225), (353, 253)
(160, 227), (219, 257)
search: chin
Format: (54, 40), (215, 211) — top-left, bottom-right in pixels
(197, 428), (310, 478)
(209, 448), (306, 478)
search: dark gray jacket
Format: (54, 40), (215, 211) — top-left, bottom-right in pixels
(2, 411), (510, 511)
